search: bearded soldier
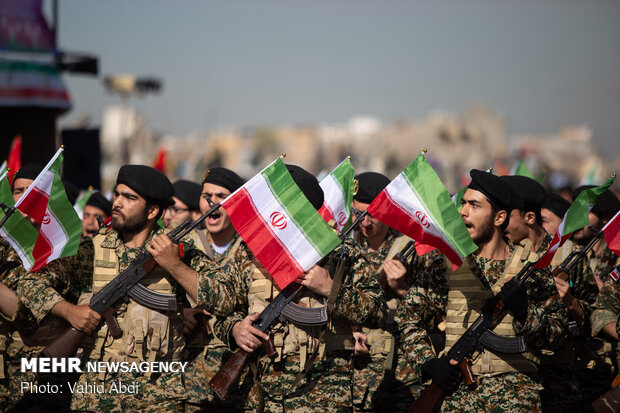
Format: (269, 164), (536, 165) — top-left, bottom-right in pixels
(213, 165), (387, 412)
(182, 167), (248, 412)
(17, 165), (234, 412)
(397, 169), (567, 412)
(349, 172), (420, 412)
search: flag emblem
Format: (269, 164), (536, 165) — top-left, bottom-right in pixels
(270, 211), (287, 230)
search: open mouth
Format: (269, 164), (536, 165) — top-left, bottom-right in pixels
(464, 223), (473, 229)
(208, 212), (222, 225)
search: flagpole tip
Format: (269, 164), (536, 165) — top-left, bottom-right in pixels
(60, 145), (64, 149)
(423, 148), (427, 154)
(281, 153), (286, 158)
(489, 166), (493, 173)
(347, 155), (351, 160)
(613, 173), (617, 178)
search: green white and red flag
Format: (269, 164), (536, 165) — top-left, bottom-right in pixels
(73, 187), (94, 219)
(366, 153), (477, 270)
(534, 175), (615, 269)
(0, 170), (39, 270)
(12, 148), (82, 271)
(221, 157), (341, 289)
(608, 265), (620, 282)
(602, 210), (620, 257)
(0, 161), (6, 177)
(7, 135), (21, 186)
(318, 158), (354, 232)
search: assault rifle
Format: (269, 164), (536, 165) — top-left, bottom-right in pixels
(209, 211), (368, 400)
(411, 230), (604, 413)
(43, 201), (224, 358)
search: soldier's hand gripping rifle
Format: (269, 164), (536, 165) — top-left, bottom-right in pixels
(42, 202), (224, 358)
(208, 211), (368, 401)
(377, 239), (416, 291)
(410, 230), (605, 413)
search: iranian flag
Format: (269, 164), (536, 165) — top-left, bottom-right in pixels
(0, 170), (39, 269)
(221, 158), (341, 289)
(367, 153), (477, 270)
(318, 158), (354, 232)
(534, 175), (615, 269)
(12, 148), (82, 271)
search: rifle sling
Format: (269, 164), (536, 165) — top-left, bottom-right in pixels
(251, 254), (349, 409)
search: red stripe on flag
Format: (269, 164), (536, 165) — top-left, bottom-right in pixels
(368, 191), (464, 269)
(0, 88), (70, 101)
(30, 227), (54, 272)
(224, 188), (304, 289)
(318, 202), (334, 224)
(603, 211), (620, 257)
(16, 186), (50, 224)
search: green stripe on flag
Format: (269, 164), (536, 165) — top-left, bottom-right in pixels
(49, 155), (82, 257)
(0, 174), (37, 267)
(401, 155), (477, 258)
(564, 175), (615, 235)
(330, 158), (354, 209)
(262, 159), (340, 257)
(0, 60), (61, 76)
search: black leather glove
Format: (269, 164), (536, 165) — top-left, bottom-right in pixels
(422, 356), (461, 392)
(499, 278), (528, 324)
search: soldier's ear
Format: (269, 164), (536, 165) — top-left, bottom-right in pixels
(146, 204), (160, 221)
(493, 209), (507, 227)
(523, 211), (536, 226)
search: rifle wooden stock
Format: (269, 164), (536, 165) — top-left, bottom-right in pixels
(209, 348), (250, 400)
(410, 383), (444, 413)
(42, 327), (86, 358)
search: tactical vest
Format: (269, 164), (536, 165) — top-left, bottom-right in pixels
(363, 235), (412, 357)
(443, 244), (538, 376)
(248, 262), (354, 369)
(89, 231), (184, 366)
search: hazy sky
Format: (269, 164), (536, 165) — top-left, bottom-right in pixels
(56, 0), (620, 159)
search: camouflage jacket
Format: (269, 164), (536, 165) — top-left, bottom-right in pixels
(591, 276), (620, 366)
(17, 227), (235, 323)
(213, 238), (388, 349)
(0, 240), (38, 333)
(396, 245), (568, 382)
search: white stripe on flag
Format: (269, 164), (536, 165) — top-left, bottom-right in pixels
(320, 173), (348, 229)
(247, 174), (324, 270)
(386, 173), (463, 260)
(41, 207), (70, 262)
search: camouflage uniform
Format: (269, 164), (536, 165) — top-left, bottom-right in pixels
(591, 276), (620, 377)
(183, 230), (247, 412)
(214, 239), (387, 412)
(18, 226), (233, 412)
(538, 238), (615, 413)
(352, 231), (421, 412)
(587, 239), (620, 283)
(396, 244), (567, 413)
(4, 236), (92, 412)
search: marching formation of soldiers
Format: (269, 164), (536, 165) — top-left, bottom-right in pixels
(0, 157), (619, 413)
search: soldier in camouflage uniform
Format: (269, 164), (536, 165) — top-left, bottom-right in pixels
(182, 167), (248, 412)
(397, 169), (568, 413)
(503, 176), (610, 412)
(1, 164), (92, 412)
(349, 172), (421, 412)
(591, 274), (620, 372)
(162, 179), (202, 229)
(17, 165), (235, 412)
(213, 165), (388, 413)
(572, 186), (620, 286)
(82, 192), (112, 237)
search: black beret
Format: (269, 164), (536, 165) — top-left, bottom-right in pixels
(573, 185), (620, 218)
(500, 175), (546, 213)
(468, 169), (523, 211)
(202, 167), (245, 193)
(353, 172), (390, 204)
(542, 193), (571, 220)
(286, 164), (324, 210)
(13, 163), (43, 184)
(173, 180), (202, 211)
(116, 165), (174, 205)
(62, 179), (80, 205)
(85, 192), (112, 217)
